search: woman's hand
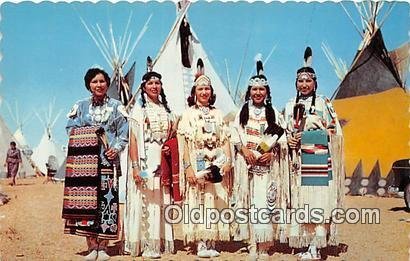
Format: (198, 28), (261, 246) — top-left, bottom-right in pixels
(287, 133), (301, 149)
(258, 152), (273, 164)
(105, 148), (118, 160)
(132, 168), (143, 185)
(162, 145), (171, 156)
(221, 162), (232, 177)
(186, 166), (197, 186)
(327, 126), (336, 136)
(241, 147), (257, 166)
(222, 163), (232, 195)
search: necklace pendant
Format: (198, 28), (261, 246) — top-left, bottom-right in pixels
(200, 106), (210, 115)
(204, 122), (213, 133)
(254, 108), (261, 116)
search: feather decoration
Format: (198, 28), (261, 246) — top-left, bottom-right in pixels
(146, 56), (153, 72)
(196, 58), (204, 78)
(255, 53), (264, 76)
(254, 53), (262, 63)
(304, 46), (313, 67)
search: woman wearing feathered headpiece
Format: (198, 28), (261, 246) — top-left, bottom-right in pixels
(284, 47), (344, 260)
(177, 58), (232, 258)
(230, 54), (287, 259)
(125, 57), (176, 258)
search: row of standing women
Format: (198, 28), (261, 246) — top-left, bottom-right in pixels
(62, 47), (343, 261)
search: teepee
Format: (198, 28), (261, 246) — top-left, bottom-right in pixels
(31, 102), (65, 175)
(79, 12), (151, 107)
(327, 2), (410, 195)
(0, 99), (35, 178)
(331, 2), (407, 99)
(4, 101), (32, 150)
(0, 115), (36, 178)
(152, 1), (237, 116)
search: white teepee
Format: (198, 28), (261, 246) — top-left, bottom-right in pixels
(5, 101), (32, 149)
(31, 103), (65, 175)
(14, 128), (28, 149)
(152, 2), (237, 116)
(0, 99), (35, 178)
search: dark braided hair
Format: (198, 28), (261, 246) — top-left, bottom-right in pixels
(140, 71), (171, 113)
(140, 87), (171, 113)
(159, 88), (171, 113)
(239, 75), (277, 134)
(140, 82), (147, 107)
(295, 67), (318, 114)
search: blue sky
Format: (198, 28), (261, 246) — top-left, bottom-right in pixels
(0, 1), (408, 149)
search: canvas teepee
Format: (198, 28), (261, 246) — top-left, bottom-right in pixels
(31, 103), (65, 175)
(5, 101), (32, 150)
(326, 2), (410, 194)
(152, 1), (237, 116)
(0, 111), (36, 178)
(331, 2), (407, 100)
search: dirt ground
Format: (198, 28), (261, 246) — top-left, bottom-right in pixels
(0, 177), (409, 261)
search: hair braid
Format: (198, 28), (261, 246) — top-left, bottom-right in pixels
(160, 89), (171, 113)
(239, 102), (250, 128)
(140, 87), (147, 108)
(309, 88), (317, 114)
(264, 87), (277, 133)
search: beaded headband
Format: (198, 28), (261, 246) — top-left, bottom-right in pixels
(296, 71), (316, 80)
(142, 75), (161, 83)
(248, 77), (268, 87)
(194, 74), (212, 86)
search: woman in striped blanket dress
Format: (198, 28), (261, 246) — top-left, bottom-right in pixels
(284, 47), (344, 261)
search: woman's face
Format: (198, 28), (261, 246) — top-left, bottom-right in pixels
(90, 73), (108, 99)
(144, 78), (162, 102)
(195, 85), (212, 106)
(250, 85), (267, 106)
(296, 76), (315, 96)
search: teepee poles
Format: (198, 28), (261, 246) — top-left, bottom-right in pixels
(119, 12), (133, 58)
(79, 9), (152, 108)
(79, 16), (112, 68)
(379, 3), (396, 30)
(321, 42), (348, 81)
(340, 2), (364, 39)
(233, 33), (251, 105)
(224, 59), (232, 97)
(125, 14), (152, 64)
